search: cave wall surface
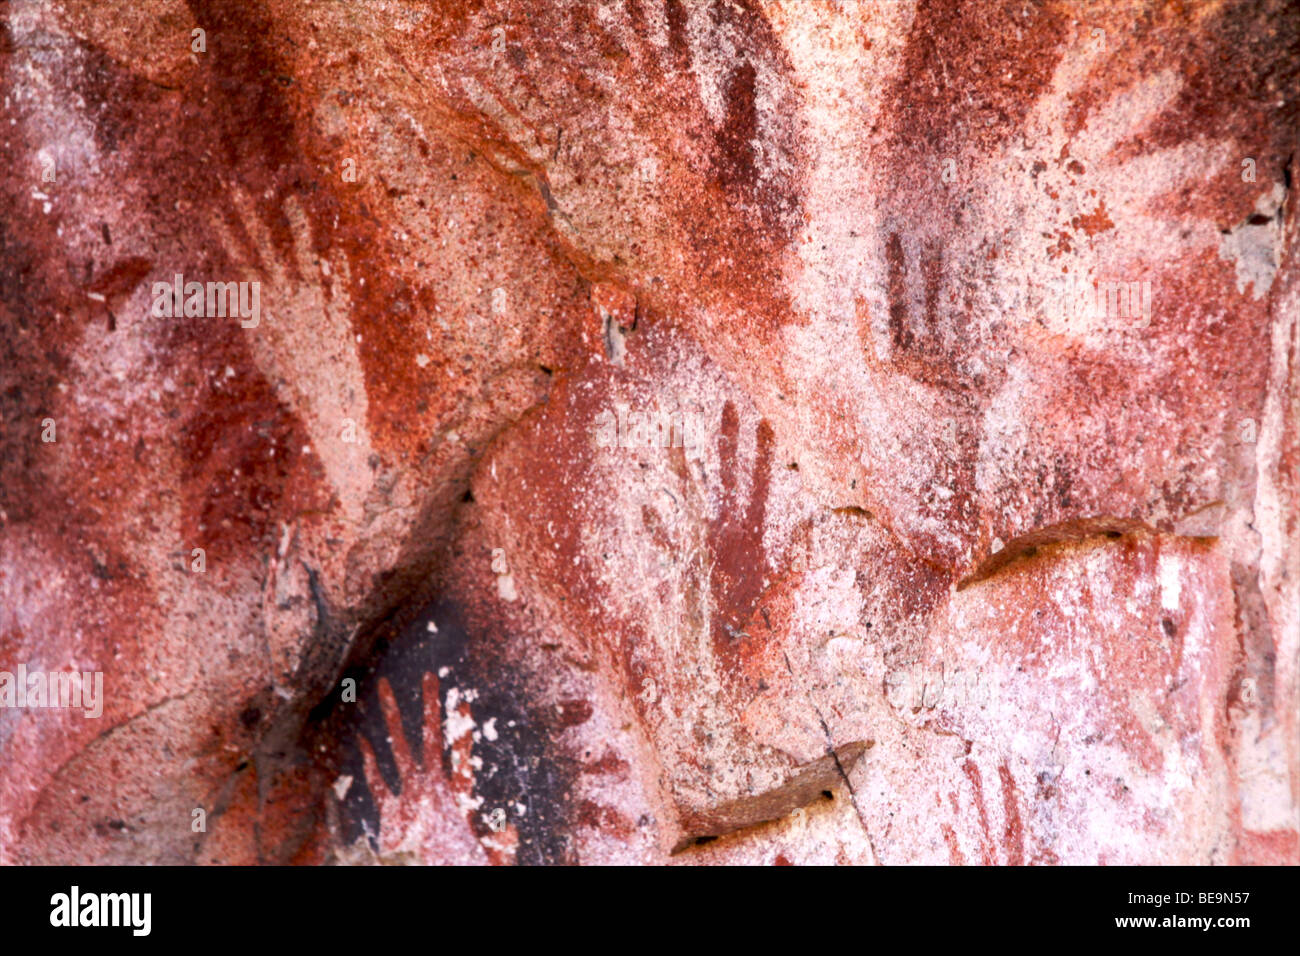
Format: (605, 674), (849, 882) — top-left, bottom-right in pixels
(1, 0), (1298, 865)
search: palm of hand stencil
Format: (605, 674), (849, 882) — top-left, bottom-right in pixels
(701, 401), (776, 661)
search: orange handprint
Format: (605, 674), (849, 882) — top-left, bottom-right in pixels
(346, 671), (489, 865)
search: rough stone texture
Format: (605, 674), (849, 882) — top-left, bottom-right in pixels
(1, 0), (1297, 865)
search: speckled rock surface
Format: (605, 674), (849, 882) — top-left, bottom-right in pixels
(1, 0), (1297, 865)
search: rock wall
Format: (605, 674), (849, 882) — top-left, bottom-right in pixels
(1, 0), (1297, 865)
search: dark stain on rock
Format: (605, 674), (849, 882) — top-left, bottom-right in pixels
(338, 598), (578, 864)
